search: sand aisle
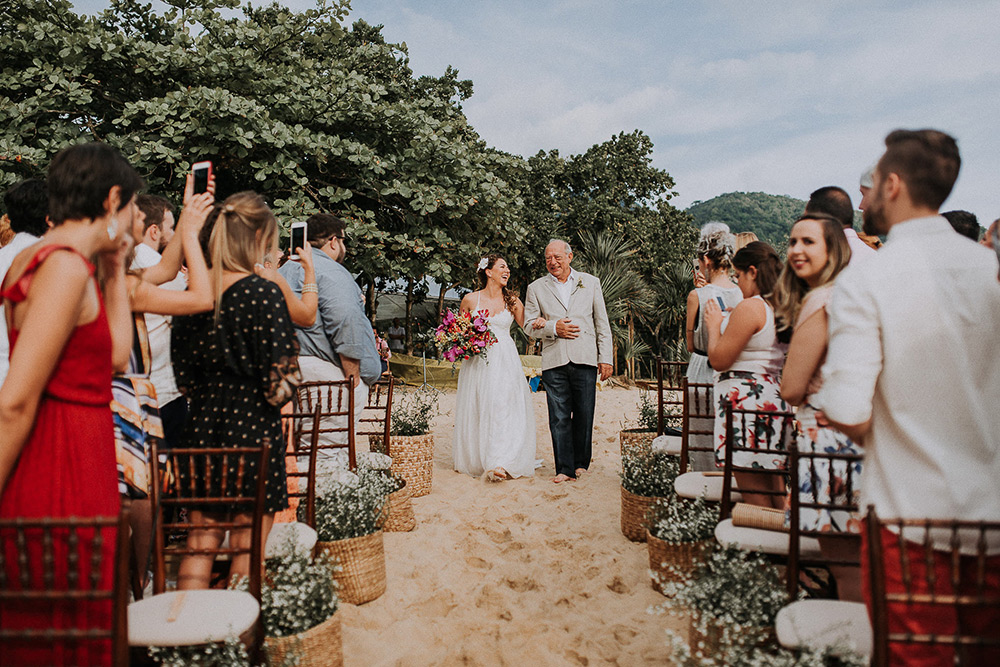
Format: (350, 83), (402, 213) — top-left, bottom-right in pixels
(339, 386), (686, 666)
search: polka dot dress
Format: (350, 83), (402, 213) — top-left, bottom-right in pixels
(171, 276), (301, 513)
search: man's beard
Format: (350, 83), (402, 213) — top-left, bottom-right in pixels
(861, 198), (888, 236)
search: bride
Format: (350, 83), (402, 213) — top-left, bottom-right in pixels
(453, 254), (537, 482)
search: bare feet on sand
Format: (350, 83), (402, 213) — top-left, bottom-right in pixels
(575, 468), (587, 477)
(552, 473), (574, 483)
(486, 468), (508, 483)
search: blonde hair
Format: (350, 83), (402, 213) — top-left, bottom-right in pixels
(734, 231), (758, 252)
(773, 215), (850, 331)
(208, 191), (277, 320)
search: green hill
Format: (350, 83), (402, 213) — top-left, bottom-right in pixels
(685, 192), (805, 248)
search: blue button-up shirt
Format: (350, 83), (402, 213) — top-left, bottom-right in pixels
(279, 247), (382, 385)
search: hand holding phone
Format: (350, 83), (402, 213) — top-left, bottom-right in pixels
(192, 161), (212, 195)
(290, 222), (307, 260)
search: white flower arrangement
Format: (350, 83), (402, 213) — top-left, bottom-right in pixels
(260, 544), (339, 638)
(146, 635), (259, 666)
(308, 461), (397, 541)
(619, 449), (680, 497)
(655, 545), (789, 652)
(647, 494), (717, 544)
(477, 257), (488, 271)
(660, 629), (868, 667)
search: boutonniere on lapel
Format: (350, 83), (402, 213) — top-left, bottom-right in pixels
(576, 278), (585, 290)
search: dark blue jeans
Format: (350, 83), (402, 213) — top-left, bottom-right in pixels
(542, 362), (597, 478)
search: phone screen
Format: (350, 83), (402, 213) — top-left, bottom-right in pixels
(716, 296), (726, 310)
(290, 225), (306, 256)
(193, 166), (209, 194)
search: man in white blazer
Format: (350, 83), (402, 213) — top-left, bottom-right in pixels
(523, 239), (613, 483)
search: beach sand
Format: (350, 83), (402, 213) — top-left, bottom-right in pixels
(339, 385), (687, 666)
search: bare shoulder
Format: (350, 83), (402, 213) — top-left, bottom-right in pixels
(460, 291), (478, 311)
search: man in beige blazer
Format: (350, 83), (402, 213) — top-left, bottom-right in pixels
(523, 240), (613, 483)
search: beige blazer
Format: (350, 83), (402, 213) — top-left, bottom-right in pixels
(522, 271), (613, 371)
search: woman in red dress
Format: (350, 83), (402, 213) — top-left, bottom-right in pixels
(0, 143), (141, 665)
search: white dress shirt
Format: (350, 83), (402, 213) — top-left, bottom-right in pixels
(130, 244), (184, 405)
(549, 268), (578, 310)
(842, 228), (877, 265)
(815, 216), (1000, 526)
(0, 232), (40, 385)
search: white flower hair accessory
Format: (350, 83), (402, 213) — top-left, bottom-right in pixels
(477, 257), (489, 271)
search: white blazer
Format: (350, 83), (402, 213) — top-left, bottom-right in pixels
(522, 271), (613, 372)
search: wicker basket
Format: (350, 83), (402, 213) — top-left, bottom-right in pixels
(371, 433), (434, 497)
(620, 485), (662, 542)
(316, 531), (387, 605)
(383, 478), (416, 532)
(619, 429), (656, 458)
(646, 531), (712, 593)
(264, 610), (342, 667)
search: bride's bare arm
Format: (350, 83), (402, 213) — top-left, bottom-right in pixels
(512, 297), (526, 327)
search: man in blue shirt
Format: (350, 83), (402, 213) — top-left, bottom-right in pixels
(279, 214), (381, 453)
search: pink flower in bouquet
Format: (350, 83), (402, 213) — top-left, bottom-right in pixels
(434, 308), (498, 364)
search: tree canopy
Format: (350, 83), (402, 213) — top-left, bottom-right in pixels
(0, 0), (527, 292)
(1, 0), (699, 371)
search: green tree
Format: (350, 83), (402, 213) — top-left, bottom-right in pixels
(0, 0), (529, 346)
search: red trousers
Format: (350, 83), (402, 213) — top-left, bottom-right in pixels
(861, 520), (1000, 666)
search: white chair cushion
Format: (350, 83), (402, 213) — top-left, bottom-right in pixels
(128, 590), (259, 646)
(674, 472), (742, 502)
(714, 518), (823, 557)
(776, 600), (872, 657)
(651, 435), (682, 455)
(266, 521), (317, 559)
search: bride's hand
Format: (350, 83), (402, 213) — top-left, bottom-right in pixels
(531, 317), (547, 330)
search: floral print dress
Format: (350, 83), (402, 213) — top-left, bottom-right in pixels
(790, 286), (863, 533)
(713, 296), (791, 470)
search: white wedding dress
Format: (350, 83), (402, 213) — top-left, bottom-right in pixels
(453, 302), (536, 478)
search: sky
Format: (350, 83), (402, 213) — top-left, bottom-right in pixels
(74, 0), (1000, 219)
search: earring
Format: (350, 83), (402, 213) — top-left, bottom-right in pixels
(107, 217), (119, 240)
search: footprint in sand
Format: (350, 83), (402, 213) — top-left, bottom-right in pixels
(545, 538), (570, 550)
(504, 577), (538, 593)
(607, 576), (629, 594)
(543, 491), (568, 501)
(485, 526), (512, 544)
(465, 556), (490, 570)
(565, 649), (589, 666)
(612, 624), (638, 644)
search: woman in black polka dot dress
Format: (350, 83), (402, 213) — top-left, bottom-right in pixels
(170, 191), (301, 588)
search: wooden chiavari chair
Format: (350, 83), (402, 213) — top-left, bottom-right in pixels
(774, 441), (871, 658)
(867, 508), (1000, 666)
(127, 440), (268, 654)
(0, 507), (131, 667)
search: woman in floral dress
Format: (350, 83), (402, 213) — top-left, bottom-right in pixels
(704, 242), (790, 509)
(776, 213), (862, 600)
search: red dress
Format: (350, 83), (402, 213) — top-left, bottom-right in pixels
(0, 245), (121, 666)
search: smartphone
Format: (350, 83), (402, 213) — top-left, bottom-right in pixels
(716, 296), (726, 310)
(192, 161), (212, 195)
(289, 221), (307, 260)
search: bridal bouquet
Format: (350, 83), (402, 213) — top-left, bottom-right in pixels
(434, 309), (497, 362)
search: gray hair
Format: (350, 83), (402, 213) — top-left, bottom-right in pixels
(697, 221), (736, 268)
(547, 238), (572, 254)
(860, 164), (876, 189)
